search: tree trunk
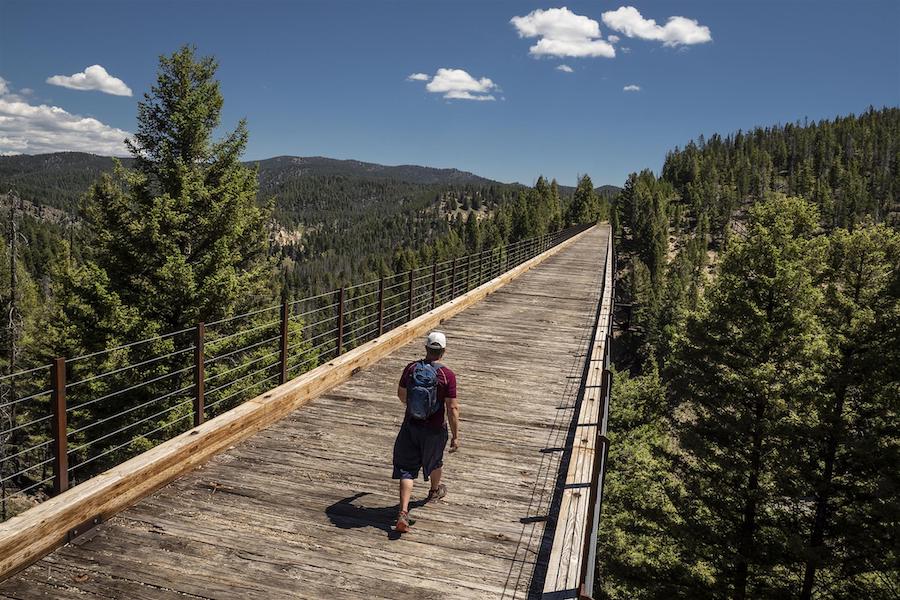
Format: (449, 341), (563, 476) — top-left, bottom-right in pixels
(802, 259), (863, 600)
(735, 394), (765, 600)
(800, 375), (849, 600)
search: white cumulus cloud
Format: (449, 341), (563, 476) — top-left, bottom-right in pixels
(602, 6), (712, 47)
(623, 84), (641, 92)
(46, 64), (133, 96)
(0, 77), (131, 155)
(556, 64), (574, 73)
(410, 68), (499, 101)
(608, 34), (620, 44)
(511, 7), (615, 58)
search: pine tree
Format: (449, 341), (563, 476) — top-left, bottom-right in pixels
(105, 44), (274, 331)
(799, 224), (900, 599)
(464, 211), (481, 252)
(569, 174), (598, 225)
(41, 46), (275, 476)
(667, 195), (830, 598)
(597, 368), (709, 600)
(549, 178), (563, 231)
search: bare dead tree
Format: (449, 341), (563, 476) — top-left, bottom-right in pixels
(0, 190), (23, 519)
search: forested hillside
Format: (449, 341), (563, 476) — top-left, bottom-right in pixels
(0, 150), (621, 293)
(0, 153), (121, 212)
(599, 107), (899, 599)
(263, 169), (524, 292)
(0, 152), (495, 212)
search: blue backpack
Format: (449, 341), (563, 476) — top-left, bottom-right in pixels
(407, 361), (443, 420)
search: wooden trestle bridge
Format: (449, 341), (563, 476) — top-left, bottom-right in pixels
(0, 224), (613, 599)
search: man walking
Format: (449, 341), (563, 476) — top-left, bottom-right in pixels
(392, 331), (460, 533)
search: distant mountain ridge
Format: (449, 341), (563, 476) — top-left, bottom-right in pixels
(0, 152), (505, 212)
(0, 152), (620, 214)
(254, 155), (498, 186)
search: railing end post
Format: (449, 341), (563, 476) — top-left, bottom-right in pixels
(193, 322), (205, 427)
(50, 356), (69, 495)
(377, 277), (385, 336)
(407, 270), (414, 322)
(280, 301), (289, 385)
(431, 260), (438, 310)
(336, 287), (345, 356)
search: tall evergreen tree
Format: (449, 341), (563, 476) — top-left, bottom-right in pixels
(799, 224), (900, 599)
(549, 178), (563, 231)
(667, 195), (830, 599)
(597, 368), (708, 600)
(95, 45), (274, 332)
(568, 174), (599, 225)
(39, 45), (275, 476)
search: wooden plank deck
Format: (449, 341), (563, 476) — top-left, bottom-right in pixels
(0, 226), (610, 600)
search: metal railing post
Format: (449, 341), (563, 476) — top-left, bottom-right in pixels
(466, 254), (472, 292)
(479, 251), (484, 285)
(279, 301), (289, 385)
(450, 257), (457, 299)
(336, 288), (345, 356)
(431, 261), (437, 310)
(407, 270), (414, 322)
(377, 276), (385, 336)
(193, 322), (205, 426)
(50, 357), (68, 495)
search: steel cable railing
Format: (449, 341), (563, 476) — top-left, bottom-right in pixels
(0, 224), (591, 520)
(0, 363), (55, 520)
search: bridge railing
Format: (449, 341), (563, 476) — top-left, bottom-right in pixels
(579, 235), (615, 599)
(0, 223), (591, 522)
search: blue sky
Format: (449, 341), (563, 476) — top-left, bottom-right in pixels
(1, 0), (898, 186)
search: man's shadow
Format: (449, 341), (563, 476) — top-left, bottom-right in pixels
(325, 492), (427, 540)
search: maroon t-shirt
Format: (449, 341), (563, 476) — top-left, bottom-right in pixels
(399, 360), (457, 429)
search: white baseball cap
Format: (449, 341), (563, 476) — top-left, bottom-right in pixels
(425, 331), (447, 350)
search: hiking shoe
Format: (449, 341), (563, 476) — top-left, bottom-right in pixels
(426, 484), (447, 503)
(394, 511), (411, 533)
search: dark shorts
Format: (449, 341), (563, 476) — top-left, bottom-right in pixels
(392, 422), (449, 481)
